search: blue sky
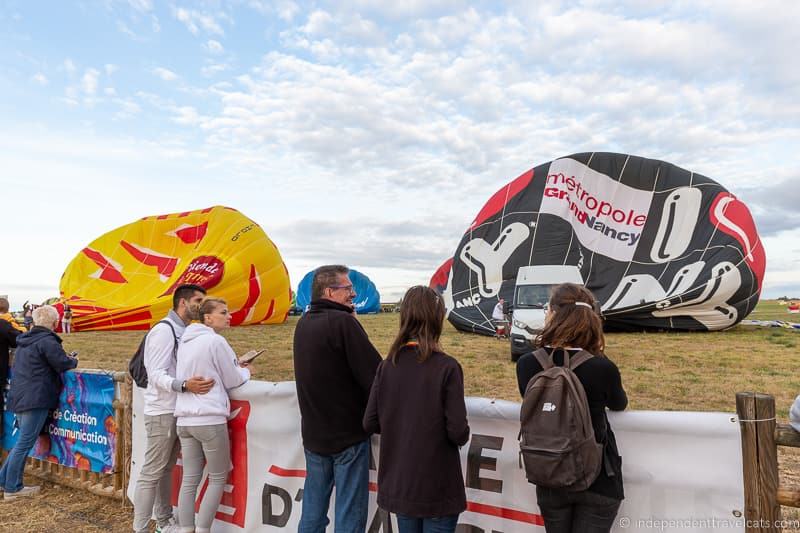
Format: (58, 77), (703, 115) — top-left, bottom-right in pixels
(1, 0), (799, 308)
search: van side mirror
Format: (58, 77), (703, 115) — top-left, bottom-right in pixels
(504, 302), (513, 314)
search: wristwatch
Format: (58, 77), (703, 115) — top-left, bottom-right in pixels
(181, 380), (187, 393)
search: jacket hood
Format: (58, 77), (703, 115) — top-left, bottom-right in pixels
(15, 326), (61, 347)
(181, 323), (217, 343)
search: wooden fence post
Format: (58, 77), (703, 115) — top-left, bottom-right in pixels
(736, 392), (782, 532)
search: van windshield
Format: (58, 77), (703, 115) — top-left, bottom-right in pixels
(515, 285), (552, 309)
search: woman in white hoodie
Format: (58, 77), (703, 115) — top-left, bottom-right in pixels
(173, 297), (252, 533)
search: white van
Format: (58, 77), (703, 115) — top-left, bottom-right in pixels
(509, 265), (584, 360)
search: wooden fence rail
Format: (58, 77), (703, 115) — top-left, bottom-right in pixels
(736, 391), (800, 533)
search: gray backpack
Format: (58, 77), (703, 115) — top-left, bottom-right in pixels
(518, 348), (603, 491)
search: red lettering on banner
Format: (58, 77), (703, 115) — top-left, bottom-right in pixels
(171, 400), (251, 527)
(267, 460), (544, 526)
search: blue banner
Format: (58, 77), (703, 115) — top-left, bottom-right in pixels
(1, 370), (117, 473)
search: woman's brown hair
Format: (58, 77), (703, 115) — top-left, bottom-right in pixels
(387, 285), (445, 363)
(536, 283), (605, 355)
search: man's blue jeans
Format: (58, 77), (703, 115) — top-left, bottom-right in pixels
(299, 439), (369, 533)
(0, 408), (50, 493)
(396, 514), (460, 533)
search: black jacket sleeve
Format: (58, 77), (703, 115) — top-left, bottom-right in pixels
(363, 361), (383, 435)
(603, 359), (628, 411)
(0, 320), (21, 348)
(443, 361), (470, 446)
(515, 352), (541, 398)
(340, 316), (382, 394)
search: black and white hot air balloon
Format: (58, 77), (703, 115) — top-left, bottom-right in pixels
(435, 153), (765, 356)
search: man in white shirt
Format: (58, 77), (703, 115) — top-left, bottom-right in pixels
(492, 298), (508, 338)
(133, 284), (215, 533)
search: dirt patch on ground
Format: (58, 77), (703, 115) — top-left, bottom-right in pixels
(0, 475), (132, 532)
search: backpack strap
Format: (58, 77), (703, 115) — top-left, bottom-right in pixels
(155, 320), (179, 358)
(568, 349), (594, 371)
(532, 348), (554, 370)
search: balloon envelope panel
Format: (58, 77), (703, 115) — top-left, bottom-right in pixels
(296, 268), (381, 314)
(442, 153), (765, 335)
(60, 206), (291, 331)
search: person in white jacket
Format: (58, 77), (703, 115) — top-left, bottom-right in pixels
(174, 297), (253, 533)
(133, 284), (215, 533)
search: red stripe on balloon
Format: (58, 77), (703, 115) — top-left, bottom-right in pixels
(230, 265), (261, 326)
(469, 168), (533, 230)
(120, 240), (179, 278)
(81, 248), (127, 284)
(174, 221), (208, 244)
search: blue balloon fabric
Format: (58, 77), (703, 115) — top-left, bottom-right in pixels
(296, 268), (381, 314)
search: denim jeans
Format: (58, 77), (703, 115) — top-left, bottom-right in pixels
(0, 408), (50, 493)
(396, 514), (460, 533)
(299, 440), (369, 533)
(536, 487), (622, 533)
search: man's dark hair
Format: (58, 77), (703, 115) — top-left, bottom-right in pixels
(311, 265), (349, 301)
(172, 284), (207, 310)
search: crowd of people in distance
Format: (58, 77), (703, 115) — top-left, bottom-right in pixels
(0, 266), (629, 533)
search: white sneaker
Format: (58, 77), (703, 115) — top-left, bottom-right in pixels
(155, 526), (182, 533)
(3, 485), (41, 500)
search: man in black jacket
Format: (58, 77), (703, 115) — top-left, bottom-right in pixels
(293, 265), (382, 532)
(0, 297), (22, 440)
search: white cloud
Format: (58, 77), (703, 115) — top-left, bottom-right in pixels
(201, 61), (229, 77)
(31, 73), (48, 85)
(105, 63), (118, 76)
(81, 68), (100, 95)
(173, 7), (225, 36)
(114, 98), (142, 119)
(153, 67), (179, 81)
(205, 39), (224, 54)
(172, 106), (202, 125)
(127, 0), (152, 12)
(61, 58), (76, 76)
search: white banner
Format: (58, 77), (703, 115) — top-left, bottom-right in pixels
(541, 158), (653, 261)
(128, 381), (745, 532)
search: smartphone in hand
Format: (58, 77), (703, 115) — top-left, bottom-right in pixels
(239, 349), (265, 365)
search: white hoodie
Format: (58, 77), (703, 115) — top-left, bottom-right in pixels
(174, 323), (250, 426)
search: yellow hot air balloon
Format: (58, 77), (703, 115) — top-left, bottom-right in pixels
(59, 206), (291, 331)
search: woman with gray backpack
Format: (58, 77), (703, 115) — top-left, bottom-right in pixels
(516, 283), (627, 533)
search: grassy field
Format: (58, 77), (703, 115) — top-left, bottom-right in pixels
(2, 299), (799, 531)
(61, 299), (799, 415)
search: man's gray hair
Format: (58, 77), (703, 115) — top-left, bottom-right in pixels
(0, 297), (9, 313)
(33, 305), (59, 328)
(311, 265), (349, 301)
